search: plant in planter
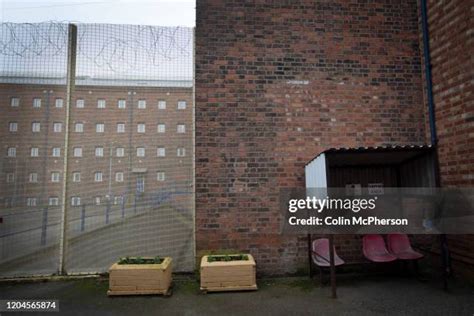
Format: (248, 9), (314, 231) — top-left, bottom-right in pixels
(200, 253), (257, 293)
(107, 256), (172, 296)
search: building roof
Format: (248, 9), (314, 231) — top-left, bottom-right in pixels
(306, 144), (434, 167)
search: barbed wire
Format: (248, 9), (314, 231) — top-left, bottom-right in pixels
(0, 21), (193, 76)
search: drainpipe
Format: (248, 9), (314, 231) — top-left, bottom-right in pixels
(420, 0), (450, 290)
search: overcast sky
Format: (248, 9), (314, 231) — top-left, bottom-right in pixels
(0, 0), (195, 26)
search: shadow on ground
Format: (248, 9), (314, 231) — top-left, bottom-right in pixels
(0, 274), (473, 315)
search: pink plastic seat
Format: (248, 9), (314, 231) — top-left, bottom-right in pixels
(362, 234), (397, 263)
(387, 233), (424, 260)
(312, 238), (345, 267)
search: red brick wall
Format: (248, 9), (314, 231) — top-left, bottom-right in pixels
(195, 0), (426, 274)
(425, 0), (474, 267)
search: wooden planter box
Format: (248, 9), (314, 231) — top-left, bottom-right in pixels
(200, 254), (257, 292)
(107, 257), (172, 296)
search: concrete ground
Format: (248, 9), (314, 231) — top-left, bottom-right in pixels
(0, 274), (473, 316)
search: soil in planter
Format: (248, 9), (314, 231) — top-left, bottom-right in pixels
(207, 254), (249, 263)
(118, 256), (164, 265)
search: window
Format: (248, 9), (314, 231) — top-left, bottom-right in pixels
(115, 172), (124, 182)
(6, 173), (15, 183)
(114, 196), (123, 205)
(29, 173), (38, 183)
(7, 147), (16, 157)
(94, 196), (101, 205)
(32, 122), (41, 133)
(116, 147), (125, 157)
(96, 123), (105, 133)
(51, 172), (60, 183)
(31, 147), (39, 157)
(157, 124), (165, 133)
(117, 123), (125, 133)
(27, 197), (37, 206)
(137, 123), (145, 133)
(33, 98), (41, 108)
(157, 171), (165, 181)
(71, 196), (81, 206)
(138, 99), (146, 109)
(95, 147), (104, 157)
(75, 123), (84, 133)
(137, 147), (145, 157)
(11, 97), (20, 107)
(157, 147), (165, 157)
(178, 100), (187, 110)
(97, 99), (106, 108)
(136, 176), (145, 193)
(177, 124), (186, 133)
(117, 99), (126, 109)
(53, 122), (62, 133)
(55, 98), (63, 108)
(9, 122), (18, 132)
(76, 99), (84, 108)
(73, 147), (82, 157)
(158, 100), (166, 109)
(72, 172), (81, 182)
(94, 172), (103, 182)
(52, 147), (61, 157)
(49, 197), (59, 206)
(177, 147), (186, 157)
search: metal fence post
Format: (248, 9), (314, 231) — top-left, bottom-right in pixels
(121, 199), (125, 219)
(106, 199), (111, 224)
(40, 207), (48, 245)
(58, 24), (77, 275)
(80, 204), (85, 232)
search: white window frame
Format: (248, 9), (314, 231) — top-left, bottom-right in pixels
(177, 147), (186, 157)
(157, 171), (165, 181)
(157, 124), (166, 133)
(72, 172), (81, 182)
(137, 123), (145, 133)
(116, 147), (125, 157)
(52, 147), (61, 157)
(178, 100), (187, 110)
(76, 99), (85, 108)
(71, 196), (81, 206)
(33, 98), (41, 108)
(51, 172), (60, 183)
(114, 196), (123, 205)
(94, 171), (103, 182)
(117, 123), (125, 133)
(94, 196), (101, 205)
(29, 172), (38, 183)
(157, 147), (166, 157)
(75, 123), (84, 133)
(177, 124), (186, 133)
(158, 100), (166, 109)
(115, 172), (124, 182)
(49, 197), (59, 206)
(31, 147), (39, 157)
(117, 99), (126, 109)
(97, 99), (106, 109)
(27, 197), (37, 206)
(9, 122), (18, 132)
(10, 97), (20, 107)
(55, 98), (63, 108)
(53, 122), (62, 133)
(137, 147), (145, 157)
(73, 147), (82, 157)
(95, 147), (104, 157)
(7, 147), (16, 157)
(32, 122), (41, 133)
(96, 123), (105, 133)
(138, 99), (146, 109)
(6, 173), (15, 183)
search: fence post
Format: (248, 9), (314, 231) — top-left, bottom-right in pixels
(106, 199), (111, 224)
(121, 199), (125, 219)
(40, 207), (48, 245)
(80, 204), (85, 232)
(58, 24), (77, 275)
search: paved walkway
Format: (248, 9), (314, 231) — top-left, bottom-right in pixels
(0, 275), (473, 315)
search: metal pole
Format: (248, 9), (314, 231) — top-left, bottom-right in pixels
(58, 24), (77, 275)
(329, 235), (337, 298)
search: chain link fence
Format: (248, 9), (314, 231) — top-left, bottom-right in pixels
(0, 22), (194, 277)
